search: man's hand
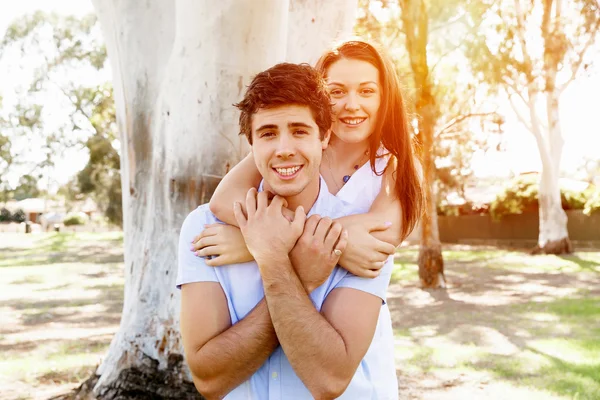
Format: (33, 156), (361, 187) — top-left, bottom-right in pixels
(290, 215), (348, 293)
(233, 188), (305, 263)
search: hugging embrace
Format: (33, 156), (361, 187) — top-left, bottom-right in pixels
(177, 40), (423, 400)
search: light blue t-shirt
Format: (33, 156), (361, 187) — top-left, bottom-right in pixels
(177, 178), (396, 399)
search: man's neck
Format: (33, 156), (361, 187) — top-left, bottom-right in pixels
(264, 178), (321, 214)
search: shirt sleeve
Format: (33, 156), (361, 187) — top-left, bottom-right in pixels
(333, 256), (393, 304)
(176, 206), (219, 288)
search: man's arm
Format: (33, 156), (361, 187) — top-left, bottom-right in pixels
(259, 255), (382, 399)
(177, 207), (278, 399)
(180, 284), (278, 399)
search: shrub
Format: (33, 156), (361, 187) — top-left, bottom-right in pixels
(63, 213), (87, 226)
(12, 209), (26, 223)
(438, 202), (489, 217)
(490, 175), (539, 220)
(583, 190), (600, 216)
(490, 175), (595, 220)
(0, 208), (11, 222)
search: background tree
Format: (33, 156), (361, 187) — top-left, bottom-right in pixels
(356, 0), (497, 288)
(468, 0), (600, 254)
(12, 174), (41, 200)
(0, 12), (120, 222)
(74, 1), (359, 397)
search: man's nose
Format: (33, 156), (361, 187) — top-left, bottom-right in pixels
(276, 135), (295, 158)
(344, 92), (360, 112)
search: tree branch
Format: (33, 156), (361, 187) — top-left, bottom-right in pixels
(559, 18), (600, 93)
(429, 11), (467, 34)
(435, 112), (500, 137)
(507, 91), (534, 133)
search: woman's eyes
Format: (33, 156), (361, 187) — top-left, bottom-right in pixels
(329, 88), (376, 96)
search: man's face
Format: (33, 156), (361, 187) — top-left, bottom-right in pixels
(251, 104), (329, 198)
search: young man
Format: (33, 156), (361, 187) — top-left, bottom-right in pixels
(177, 63), (395, 399)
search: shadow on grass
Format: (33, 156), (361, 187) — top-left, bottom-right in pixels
(0, 283), (123, 327)
(1, 246), (123, 267)
(389, 264), (600, 400)
(468, 348), (600, 400)
(559, 254), (600, 271)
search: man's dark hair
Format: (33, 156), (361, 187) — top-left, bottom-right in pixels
(235, 63), (332, 144)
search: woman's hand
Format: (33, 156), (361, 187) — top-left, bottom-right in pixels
(289, 215), (348, 293)
(191, 223), (254, 266)
(338, 220), (397, 279)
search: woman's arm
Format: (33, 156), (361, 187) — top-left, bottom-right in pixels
(209, 153), (262, 226)
(335, 158), (403, 278)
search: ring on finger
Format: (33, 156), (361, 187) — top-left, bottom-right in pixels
(333, 249), (342, 257)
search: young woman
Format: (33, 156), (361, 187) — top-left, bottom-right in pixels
(192, 40), (423, 277)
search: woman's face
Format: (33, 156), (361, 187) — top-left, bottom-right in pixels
(325, 58), (381, 146)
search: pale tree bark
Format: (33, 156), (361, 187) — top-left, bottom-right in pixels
(400, 0), (446, 289)
(63, 1), (358, 398)
(502, 0), (599, 254)
(536, 0), (572, 253)
(85, 0), (289, 398)
(286, 0), (358, 64)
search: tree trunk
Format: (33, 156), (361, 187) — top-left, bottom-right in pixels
(61, 1), (359, 399)
(85, 1), (289, 398)
(286, 0), (358, 64)
(400, 0), (445, 289)
(535, 0), (572, 254)
(417, 104), (446, 289)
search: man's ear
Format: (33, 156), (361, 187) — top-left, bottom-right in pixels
(321, 129), (332, 150)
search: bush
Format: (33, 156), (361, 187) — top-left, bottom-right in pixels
(63, 213), (87, 226)
(12, 209), (25, 223)
(490, 175), (597, 220)
(490, 175), (539, 220)
(0, 208), (11, 222)
(584, 190), (600, 216)
(438, 202), (489, 217)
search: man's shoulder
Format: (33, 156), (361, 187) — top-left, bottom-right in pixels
(182, 204), (218, 228)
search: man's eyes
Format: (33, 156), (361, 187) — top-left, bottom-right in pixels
(294, 130), (309, 135)
(260, 131), (276, 138)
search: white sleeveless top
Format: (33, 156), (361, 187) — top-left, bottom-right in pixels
(335, 150), (399, 400)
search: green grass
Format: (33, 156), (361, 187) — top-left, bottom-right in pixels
(392, 247), (600, 399)
(0, 232), (123, 267)
(0, 232), (124, 397)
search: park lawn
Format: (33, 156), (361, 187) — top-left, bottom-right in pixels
(391, 246), (600, 400)
(0, 232), (124, 400)
(1, 233), (599, 399)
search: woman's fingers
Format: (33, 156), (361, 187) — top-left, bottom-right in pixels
(205, 255), (228, 267)
(191, 234), (220, 251)
(195, 245), (220, 257)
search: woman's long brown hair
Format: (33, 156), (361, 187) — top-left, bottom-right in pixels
(316, 40), (424, 241)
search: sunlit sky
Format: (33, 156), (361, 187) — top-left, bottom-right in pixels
(1, 0), (599, 192)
